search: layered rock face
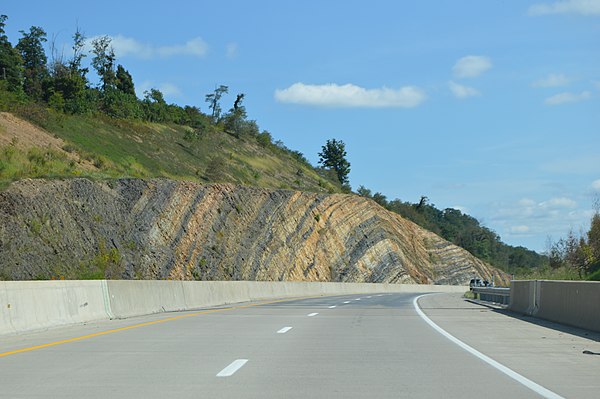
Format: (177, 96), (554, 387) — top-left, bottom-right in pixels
(0, 179), (509, 285)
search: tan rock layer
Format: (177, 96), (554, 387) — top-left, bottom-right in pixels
(0, 179), (510, 285)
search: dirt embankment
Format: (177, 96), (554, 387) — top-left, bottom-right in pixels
(0, 178), (509, 285)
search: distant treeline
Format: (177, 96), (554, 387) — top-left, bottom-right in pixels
(356, 186), (548, 273)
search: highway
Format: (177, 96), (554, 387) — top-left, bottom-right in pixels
(0, 293), (594, 398)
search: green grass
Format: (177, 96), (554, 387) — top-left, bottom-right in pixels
(0, 144), (90, 189)
(1, 110), (341, 193)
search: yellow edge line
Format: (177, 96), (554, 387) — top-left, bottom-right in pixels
(0, 295), (324, 358)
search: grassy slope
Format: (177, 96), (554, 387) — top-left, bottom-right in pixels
(0, 109), (340, 193)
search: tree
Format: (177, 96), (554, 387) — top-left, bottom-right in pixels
(91, 36), (116, 91)
(44, 29), (90, 113)
(356, 185), (372, 197)
(16, 25), (48, 99)
(318, 138), (351, 185)
(0, 15), (23, 92)
(205, 85), (228, 123)
(115, 64), (135, 96)
(142, 88), (167, 122)
(588, 212), (600, 265)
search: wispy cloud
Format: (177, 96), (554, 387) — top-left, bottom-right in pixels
(592, 179), (600, 191)
(544, 90), (591, 105)
(274, 83), (427, 108)
(529, 0), (600, 16)
(510, 225), (531, 234)
(540, 197), (578, 209)
(136, 81), (182, 99)
(452, 56), (492, 78)
(492, 196), (590, 245)
(532, 73), (571, 88)
(226, 43), (238, 59)
(89, 35), (208, 59)
(448, 81), (480, 99)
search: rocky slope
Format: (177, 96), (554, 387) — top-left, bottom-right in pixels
(0, 178), (509, 285)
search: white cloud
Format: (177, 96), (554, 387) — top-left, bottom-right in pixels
(89, 35), (208, 59)
(491, 196), (588, 247)
(529, 0), (600, 16)
(544, 90), (591, 105)
(592, 179), (600, 191)
(136, 81), (182, 99)
(274, 83), (427, 108)
(532, 73), (571, 88)
(157, 83), (182, 97)
(540, 197), (578, 208)
(226, 43), (238, 59)
(452, 56), (492, 78)
(510, 225), (531, 234)
(518, 198), (537, 207)
(448, 81), (480, 99)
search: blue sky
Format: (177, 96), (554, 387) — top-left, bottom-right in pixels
(3, 0), (599, 252)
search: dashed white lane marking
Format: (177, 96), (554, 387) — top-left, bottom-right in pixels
(375, 294), (383, 297)
(217, 359), (248, 377)
(413, 295), (565, 399)
(328, 305), (337, 309)
(307, 313), (319, 317)
(343, 301), (351, 304)
(277, 327), (293, 334)
(354, 298), (361, 301)
(366, 296), (372, 299)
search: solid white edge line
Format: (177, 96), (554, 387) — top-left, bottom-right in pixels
(216, 359), (248, 377)
(413, 295), (565, 399)
(277, 327), (293, 334)
(307, 312), (319, 317)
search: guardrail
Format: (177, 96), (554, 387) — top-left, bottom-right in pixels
(471, 287), (510, 305)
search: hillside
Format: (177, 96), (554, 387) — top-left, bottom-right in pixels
(0, 178), (509, 285)
(0, 110), (340, 193)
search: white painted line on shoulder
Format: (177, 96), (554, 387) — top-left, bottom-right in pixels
(343, 301), (351, 304)
(277, 327), (293, 334)
(413, 295), (565, 399)
(217, 359), (248, 377)
(328, 305), (337, 308)
(307, 312), (319, 317)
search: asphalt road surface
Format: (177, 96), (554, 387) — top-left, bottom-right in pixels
(0, 293), (573, 398)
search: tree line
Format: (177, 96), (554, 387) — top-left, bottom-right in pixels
(546, 208), (600, 280)
(0, 15), (354, 189)
(356, 187), (549, 273)
(0, 16), (256, 135)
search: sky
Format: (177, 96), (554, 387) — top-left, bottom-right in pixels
(2, 0), (599, 252)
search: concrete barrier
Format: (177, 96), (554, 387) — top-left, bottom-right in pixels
(0, 280), (111, 336)
(509, 280), (600, 332)
(1, 280), (466, 335)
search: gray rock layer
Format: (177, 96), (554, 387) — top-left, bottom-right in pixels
(0, 179), (509, 285)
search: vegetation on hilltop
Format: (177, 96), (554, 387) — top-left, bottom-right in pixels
(355, 187), (548, 274)
(0, 15), (344, 193)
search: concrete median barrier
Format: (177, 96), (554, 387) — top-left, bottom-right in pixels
(1, 280), (466, 335)
(0, 280), (111, 335)
(509, 280), (600, 332)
